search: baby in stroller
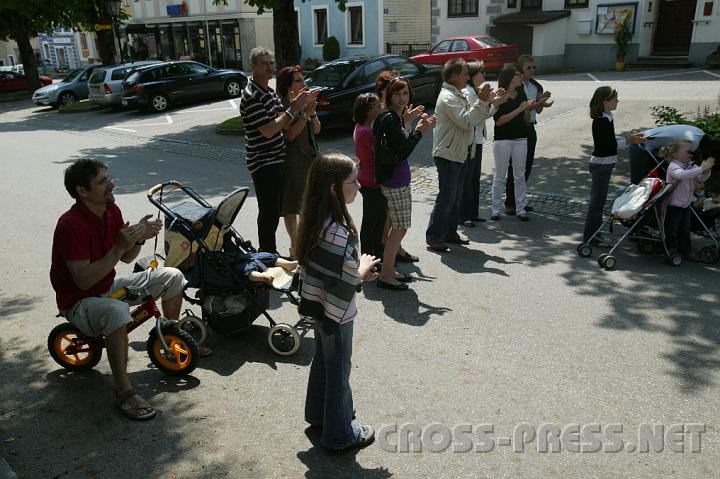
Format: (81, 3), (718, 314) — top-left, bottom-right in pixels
(226, 251), (298, 289)
(661, 140), (715, 261)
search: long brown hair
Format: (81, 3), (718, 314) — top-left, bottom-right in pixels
(295, 152), (358, 266)
(589, 86), (617, 119)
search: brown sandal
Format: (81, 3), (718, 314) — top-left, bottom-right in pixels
(116, 388), (156, 421)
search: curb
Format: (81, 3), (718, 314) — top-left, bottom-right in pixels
(58, 103), (104, 114)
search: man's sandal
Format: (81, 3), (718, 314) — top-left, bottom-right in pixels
(116, 389), (156, 421)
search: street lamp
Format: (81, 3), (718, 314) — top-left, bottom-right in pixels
(106, 0), (124, 63)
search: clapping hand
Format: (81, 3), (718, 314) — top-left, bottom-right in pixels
(538, 90), (553, 108)
(477, 83), (492, 103)
(359, 254), (381, 281)
(138, 214), (162, 240)
(415, 113), (437, 134)
(701, 157), (716, 171)
(404, 104), (425, 125)
(490, 88), (508, 106)
(289, 88), (311, 114)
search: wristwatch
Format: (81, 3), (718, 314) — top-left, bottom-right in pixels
(284, 108), (294, 119)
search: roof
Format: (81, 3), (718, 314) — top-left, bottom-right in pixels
(493, 10), (571, 25)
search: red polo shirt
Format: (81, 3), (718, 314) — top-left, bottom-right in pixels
(50, 201), (125, 310)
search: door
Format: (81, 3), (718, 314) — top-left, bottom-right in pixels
(56, 48), (68, 70)
(654, 0), (697, 55)
(67, 48), (76, 69)
(186, 62), (216, 98)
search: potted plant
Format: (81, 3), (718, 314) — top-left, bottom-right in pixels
(614, 18), (632, 72)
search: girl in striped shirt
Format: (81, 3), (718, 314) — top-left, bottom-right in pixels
(296, 152), (380, 451)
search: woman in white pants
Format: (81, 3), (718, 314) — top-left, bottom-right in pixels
(491, 66), (535, 221)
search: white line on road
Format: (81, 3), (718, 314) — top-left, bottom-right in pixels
(173, 107), (235, 114)
(702, 69), (720, 79)
(629, 70), (707, 81)
(165, 114), (173, 124)
(103, 126), (136, 133)
(537, 105), (588, 126)
(586, 73), (601, 82)
(229, 99), (237, 109)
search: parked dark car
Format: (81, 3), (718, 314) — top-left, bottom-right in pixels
(304, 55), (442, 128)
(122, 61), (247, 112)
(411, 36), (518, 74)
(0, 71), (52, 93)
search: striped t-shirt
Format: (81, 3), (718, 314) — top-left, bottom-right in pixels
(299, 220), (360, 326)
(239, 78), (286, 173)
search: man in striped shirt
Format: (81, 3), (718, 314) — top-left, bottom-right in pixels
(240, 47), (311, 252)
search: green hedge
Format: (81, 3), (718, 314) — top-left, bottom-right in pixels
(651, 104), (720, 139)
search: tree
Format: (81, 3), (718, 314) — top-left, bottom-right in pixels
(214, 0), (346, 69)
(0, 0), (127, 91)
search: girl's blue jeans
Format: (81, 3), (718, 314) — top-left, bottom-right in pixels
(305, 320), (358, 449)
(583, 162), (615, 243)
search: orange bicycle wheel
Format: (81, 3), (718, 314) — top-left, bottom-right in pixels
(146, 326), (199, 376)
(47, 323), (103, 371)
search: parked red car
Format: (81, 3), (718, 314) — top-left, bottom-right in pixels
(0, 71), (52, 93)
(410, 36), (518, 74)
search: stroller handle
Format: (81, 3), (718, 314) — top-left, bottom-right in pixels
(147, 181), (183, 197)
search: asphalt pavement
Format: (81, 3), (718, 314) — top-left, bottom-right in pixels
(0, 68), (719, 478)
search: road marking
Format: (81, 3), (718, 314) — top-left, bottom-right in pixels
(103, 126), (136, 133)
(173, 106), (235, 114)
(629, 70), (707, 81)
(165, 114), (173, 124)
(537, 105), (588, 126)
(228, 99), (237, 109)
(702, 69), (720, 79)
(586, 73), (600, 83)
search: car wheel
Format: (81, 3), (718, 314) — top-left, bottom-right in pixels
(225, 79), (242, 98)
(150, 93), (169, 112)
(58, 91), (78, 106)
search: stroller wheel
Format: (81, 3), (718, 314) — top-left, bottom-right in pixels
(603, 255), (617, 270)
(268, 323), (301, 356)
(177, 313), (208, 345)
(667, 253), (683, 267)
(698, 246), (719, 264)
(598, 254), (608, 268)
(577, 243), (592, 258)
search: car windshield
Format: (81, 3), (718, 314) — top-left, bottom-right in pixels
(305, 62), (357, 87)
(125, 71), (141, 83)
(474, 36), (505, 48)
(62, 69), (85, 83)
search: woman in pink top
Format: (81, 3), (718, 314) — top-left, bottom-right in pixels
(353, 93), (386, 260)
(662, 140), (715, 261)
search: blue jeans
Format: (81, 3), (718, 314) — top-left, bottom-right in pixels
(305, 320), (358, 449)
(583, 162), (615, 242)
(426, 156), (467, 242)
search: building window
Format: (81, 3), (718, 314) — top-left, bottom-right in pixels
(521, 0), (542, 10)
(347, 5), (363, 45)
(314, 8), (328, 45)
(43, 43), (51, 60)
(508, 0), (517, 7)
(448, 0), (479, 17)
(564, 0), (588, 7)
(79, 33), (88, 50)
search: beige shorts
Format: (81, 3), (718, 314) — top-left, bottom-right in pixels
(64, 267), (187, 337)
(381, 186), (412, 229)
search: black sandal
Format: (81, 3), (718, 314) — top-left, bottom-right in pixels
(396, 251), (420, 263)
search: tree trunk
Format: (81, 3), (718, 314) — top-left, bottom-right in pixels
(272, 0), (299, 69)
(13, 20), (40, 92)
(96, 29), (117, 65)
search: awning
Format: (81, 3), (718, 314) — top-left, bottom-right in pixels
(493, 10), (571, 25)
(122, 23), (147, 33)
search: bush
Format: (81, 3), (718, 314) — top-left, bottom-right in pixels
(322, 36), (340, 62)
(651, 103), (720, 139)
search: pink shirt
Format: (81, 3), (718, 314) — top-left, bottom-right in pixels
(353, 123), (379, 189)
(666, 160), (710, 208)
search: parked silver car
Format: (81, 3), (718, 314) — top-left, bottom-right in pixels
(32, 64), (102, 108)
(88, 60), (160, 107)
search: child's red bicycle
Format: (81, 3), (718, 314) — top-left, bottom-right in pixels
(47, 260), (201, 376)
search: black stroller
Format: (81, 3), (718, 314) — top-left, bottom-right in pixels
(146, 181), (309, 356)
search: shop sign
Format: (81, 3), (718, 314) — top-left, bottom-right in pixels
(167, 1), (189, 17)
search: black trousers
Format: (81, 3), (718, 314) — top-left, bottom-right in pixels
(460, 144), (483, 221)
(359, 186), (387, 258)
(505, 124), (537, 209)
(664, 205), (692, 255)
(251, 163), (284, 253)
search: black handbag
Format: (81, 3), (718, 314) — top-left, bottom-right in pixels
(374, 111), (401, 185)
